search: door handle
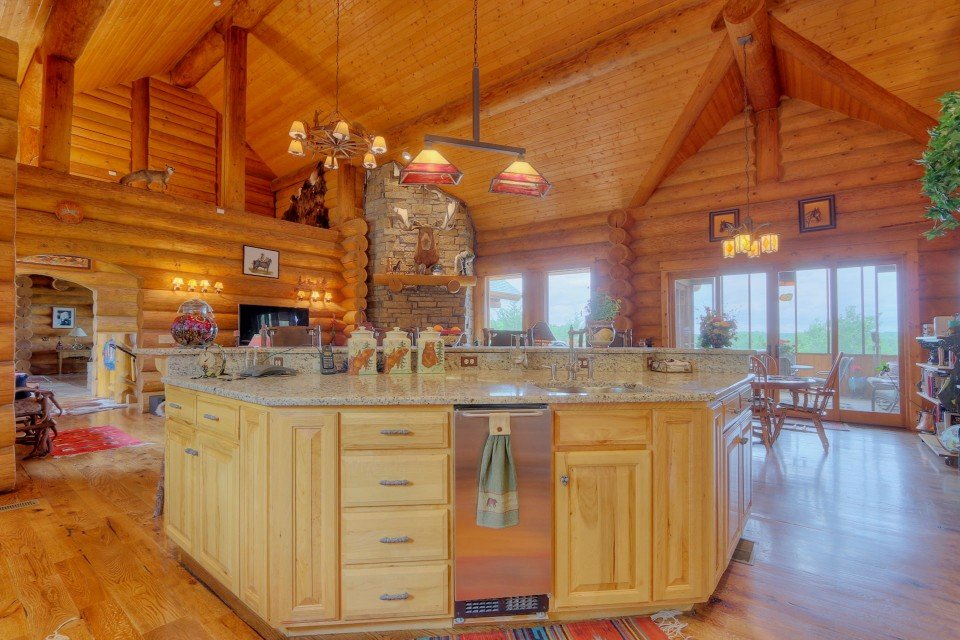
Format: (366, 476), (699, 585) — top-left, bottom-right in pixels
(202, 413), (220, 421)
(184, 448), (199, 456)
(379, 479), (410, 486)
(379, 592), (410, 601)
(560, 475), (569, 486)
(380, 429), (412, 436)
(379, 536), (411, 544)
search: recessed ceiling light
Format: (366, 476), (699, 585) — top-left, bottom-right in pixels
(401, 150), (412, 162)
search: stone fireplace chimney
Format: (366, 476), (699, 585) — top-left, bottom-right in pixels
(364, 163), (476, 338)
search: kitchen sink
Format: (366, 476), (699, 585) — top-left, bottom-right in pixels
(534, 381), (652, 395)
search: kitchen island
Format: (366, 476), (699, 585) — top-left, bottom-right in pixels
(161, 369), (754, 638)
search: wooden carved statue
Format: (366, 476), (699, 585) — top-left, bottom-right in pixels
(119, 165), (175, 191)
(388, 201), (457, 274)
(283, 164), (330, 228)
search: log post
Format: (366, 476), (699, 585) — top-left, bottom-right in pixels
(38, 54), (74, 172)
(18, 56), (41, 166)
(336, 164), (359, 225)
(130, 78), (150, 176)
(219, 26), (247, 212)
(722, 0), (780, 112)
(755, 107), (781, 183)
(0, 36), (17, 491)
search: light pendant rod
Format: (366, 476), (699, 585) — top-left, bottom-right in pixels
(425, 134), (524, 157)
(472, 0), (480, 142)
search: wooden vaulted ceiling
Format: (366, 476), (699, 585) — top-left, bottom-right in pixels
(5, 0), (960, 232)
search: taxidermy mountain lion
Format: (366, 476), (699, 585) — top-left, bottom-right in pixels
(119, 165), (175, 191)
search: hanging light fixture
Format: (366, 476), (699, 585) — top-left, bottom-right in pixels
(285, 0), (386, 169)
(400, 0), (549, 195)
(722, 35), (779, 259)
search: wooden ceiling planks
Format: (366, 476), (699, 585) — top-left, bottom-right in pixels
(74, 0), (226, 91)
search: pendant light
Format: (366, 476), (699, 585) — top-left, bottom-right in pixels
(723, 35), (779, 259)
(400, 0), (549, 195)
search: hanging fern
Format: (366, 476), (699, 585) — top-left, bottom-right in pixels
(920, 90), (960, 239)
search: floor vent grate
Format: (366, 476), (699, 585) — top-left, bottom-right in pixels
(455, 594), (548, 620)
(0, 499), (39, 513)
(732, 537), (756, 565)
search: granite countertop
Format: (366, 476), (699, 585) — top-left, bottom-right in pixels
(139, 345), (755, 356)
(162, 370), (753, 406)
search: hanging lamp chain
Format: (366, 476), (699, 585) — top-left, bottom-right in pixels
(473, 0), (479, 69)
(335, 0), (341, 114)
(740, 36), (751, 224)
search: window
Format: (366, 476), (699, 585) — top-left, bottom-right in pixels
(547, 268), (591, 340)
(486, 275), (523, 330)
(674, 272), (767, 349)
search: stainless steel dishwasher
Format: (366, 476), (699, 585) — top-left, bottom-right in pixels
(453, 404), (552, 622)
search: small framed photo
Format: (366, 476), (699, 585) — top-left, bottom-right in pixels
(798, 195), (836, 232)
(243, 245), (280, 279)
(709, 209), (740, 242)
(52, 307), (76, 329)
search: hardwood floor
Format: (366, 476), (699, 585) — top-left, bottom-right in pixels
(0, 409), (957, 640)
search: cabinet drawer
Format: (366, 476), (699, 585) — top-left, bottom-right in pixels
(196, 397), (239, 441)
(341, 564), (449, 621)
(342, 509), (449, 565)
(341, 410), (449, 450)
(342, 453), (449, 507)
(555, 409), (651, 446)
(165, 387), (196, 424)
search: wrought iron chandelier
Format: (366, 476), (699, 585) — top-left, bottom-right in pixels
(286, 0), (387, 170)
(399, 0), (551, 197)
(723, 35), (778, 259)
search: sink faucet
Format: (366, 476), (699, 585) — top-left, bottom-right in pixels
(567, 328), (587, 381)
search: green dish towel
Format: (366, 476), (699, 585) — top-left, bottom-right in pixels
(476, 434), (519, 528)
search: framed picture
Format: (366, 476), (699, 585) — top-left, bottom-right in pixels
(798, 195), (836, 232)
(17, 254), (91, 269)
(709, 209), (740, 242)
(52, 307), (76, 329)
(243, 245), (280, 279)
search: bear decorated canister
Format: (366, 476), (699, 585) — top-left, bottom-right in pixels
(383, 327), (412, 375)
(346, 327), (377, 375)
(417, 328), (445, 374)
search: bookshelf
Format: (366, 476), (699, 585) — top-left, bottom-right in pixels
(915, 335), (959, 467)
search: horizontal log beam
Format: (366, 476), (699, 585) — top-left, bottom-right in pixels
(39, 0), (112, 61)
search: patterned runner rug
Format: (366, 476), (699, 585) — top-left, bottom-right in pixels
(418, 612), (690, 639)
(52, 426), (148, 457)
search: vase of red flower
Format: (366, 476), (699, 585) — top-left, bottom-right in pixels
(171, 298), (218, 347)
(698, 307), (737, 349)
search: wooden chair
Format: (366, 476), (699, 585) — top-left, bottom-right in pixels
(749, 356), (777, 447)
(757, 352), (779, 375)
(772, 352), (845, 451)
(14, 392), (58, 458)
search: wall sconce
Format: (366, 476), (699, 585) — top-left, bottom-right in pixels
(324, 291), (333, 302)
(172, 276), (184, 291)
(213, 281), (223, 294)
(310, 290), (321, 303)
(297, 290), (307, 301)
(199, 279), (211, 293)
(296, 275), (326, 303)
(187, 279), (198, 292)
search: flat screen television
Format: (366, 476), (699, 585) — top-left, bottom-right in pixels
(238, 304), (310, 345)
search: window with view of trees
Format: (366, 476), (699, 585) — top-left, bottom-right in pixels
(548, 269), (591, 340)
(674, 272), (767, 349)
(486, 275), (523, 330)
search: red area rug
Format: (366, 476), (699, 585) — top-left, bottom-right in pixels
(52, 426), (147, 457)
(419, 613), (687, 639)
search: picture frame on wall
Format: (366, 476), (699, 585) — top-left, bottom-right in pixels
(243, 245), (280, 279)
(798, 195), (836, 232)
(709, 209), (740, 242)
(52, 307), (76, 329)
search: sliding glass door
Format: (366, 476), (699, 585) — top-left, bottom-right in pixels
(671, 260), (903, 427)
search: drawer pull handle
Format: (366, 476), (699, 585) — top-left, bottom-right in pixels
(203, 413), (220, 421)
(380, 429), (412, 436)
(184, 448), (199, 456)
(168, 402), (182, 410)
(379, 479), (410, 486)
(379, 536), (411, 544)
(379, 592), (410, 601)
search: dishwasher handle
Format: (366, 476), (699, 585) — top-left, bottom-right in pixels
(458, 410), (545, 419)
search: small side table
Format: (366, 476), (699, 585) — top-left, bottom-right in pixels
(58, 347), (92, 376)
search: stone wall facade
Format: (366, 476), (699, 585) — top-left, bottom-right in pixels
(363, 163), (476, 337)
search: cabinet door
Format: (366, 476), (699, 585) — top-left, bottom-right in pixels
(740, 421), (753, 522)
(268, 410), (339, 626)
(195, 433), (240, 593)
(724, 425), (743, 559)
(239, 405), (270, 617)
(554, 449), (652, 609)
(164, 420), (196, 552)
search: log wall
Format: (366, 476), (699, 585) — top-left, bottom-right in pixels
(624, 98), (960, 425)
(0, 37), (17, 491)
(15, 165), (347, 403)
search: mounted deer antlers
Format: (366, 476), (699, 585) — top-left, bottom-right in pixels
(388, 201), (458, 232)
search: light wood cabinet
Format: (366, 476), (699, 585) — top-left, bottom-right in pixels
(239, 405), (269, 617)
(341, 564), (449, 621)
(719, 414), (753, 565)
(267, 409), (340, 627)
(164, 419), (196, 552)
(341, 453), (449, 507)
(554, 449), (652, 609)
(195, 432), (240, 592)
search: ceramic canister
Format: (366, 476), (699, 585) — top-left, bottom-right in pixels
(383, 327), (412, 375)
(346, 327), (378, 375)
(417, 328), (445, 374)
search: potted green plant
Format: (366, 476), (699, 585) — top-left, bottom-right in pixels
(920, 90), (960, 239)
(698, 308), (737, 349)
(585, 292), (622, 347)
